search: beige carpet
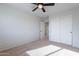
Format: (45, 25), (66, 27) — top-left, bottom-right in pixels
(0, 39), (79, 56)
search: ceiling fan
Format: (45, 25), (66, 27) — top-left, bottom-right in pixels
(32, 3), (55, 12)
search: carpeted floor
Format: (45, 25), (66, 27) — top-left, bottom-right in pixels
(0, 39), (79, 56)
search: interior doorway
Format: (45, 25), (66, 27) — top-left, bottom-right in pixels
(40, 21), (49, 40)
(40, 22), (45, 40)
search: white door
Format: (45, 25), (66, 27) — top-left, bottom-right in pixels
(40, 22), (45, 40)
(49, 15), (72, 45)
(60, 15), (72, 45)
(50, 17), (60, 42)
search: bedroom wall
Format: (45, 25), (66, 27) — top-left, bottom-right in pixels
(49, 6), (79, 48)
(0, 4), (40, 51)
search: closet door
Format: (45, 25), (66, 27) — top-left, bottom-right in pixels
(49, 15), (72, 45)
(49, 17), (60, 42)
(60, 15), (72, 45)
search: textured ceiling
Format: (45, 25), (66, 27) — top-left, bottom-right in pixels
(6, 3), (79, 18)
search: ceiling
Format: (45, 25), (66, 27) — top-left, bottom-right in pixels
(7, 3), (79, 18)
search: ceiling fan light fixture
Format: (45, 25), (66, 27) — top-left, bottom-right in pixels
(32, 3), (55, 12)
(38, 4), (43, 8)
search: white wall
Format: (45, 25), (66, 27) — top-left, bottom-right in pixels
(49, 7), (79, 48)
(0, 4), (40, 51)
(40, 16), (49, 22)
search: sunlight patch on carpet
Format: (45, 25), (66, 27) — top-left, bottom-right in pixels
(26, 45), (61, 56)
(49, 49), (79, 56)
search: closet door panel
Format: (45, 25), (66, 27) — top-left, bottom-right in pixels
(60, 15), (72, 45)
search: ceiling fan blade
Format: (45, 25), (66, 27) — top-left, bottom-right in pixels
(42, 7), (46, 12)
(32, 3), (38, 5)
(43, 3), (55, 6)
(32, 7), (38, 12)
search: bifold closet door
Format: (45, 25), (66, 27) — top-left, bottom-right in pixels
(49, 15), (72, 45)
(60, 15), (72, 45)
(49, 17), (60, 42)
